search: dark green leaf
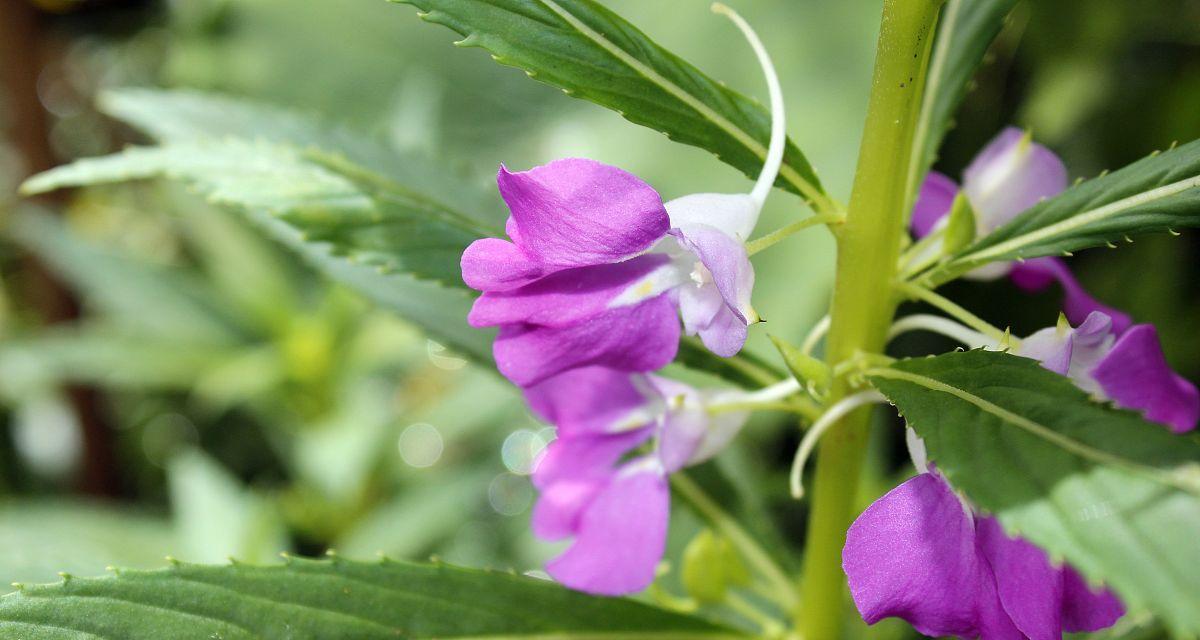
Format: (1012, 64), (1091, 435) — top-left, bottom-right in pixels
(909, 0), (1017, 201)
(393, 0), (832, 209)
(0, 558), (745, 639)
(925, 139), (1200, 286)
(867, 350), (1200, 635)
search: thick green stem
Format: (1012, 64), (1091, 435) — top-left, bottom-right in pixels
(796, 2), (943, 638)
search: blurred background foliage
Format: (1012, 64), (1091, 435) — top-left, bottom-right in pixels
(0, 0), (1195, 637)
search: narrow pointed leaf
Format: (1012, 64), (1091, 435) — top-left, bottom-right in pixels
(909, 0), (1017, 193)
(926, 139), (1200, 285)
(393, 0), (830, 208)
(867, 350), (1200, 635)
(0, 558), (746, 639)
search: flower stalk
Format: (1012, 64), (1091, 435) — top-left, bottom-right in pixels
(796, 1), (944, 637)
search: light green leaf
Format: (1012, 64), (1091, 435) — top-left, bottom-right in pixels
(908, 0), (1018, 204)
(98, 88), (500, 228)
(866, 350), (1200, 635)
(0, 501), (176, 592)
(21, 141), (491, 283)
(394, 0), (832, 209)
(925, 138), (1200, 286)
(0, 558), (745, 639)
(167, 450), (291, 565)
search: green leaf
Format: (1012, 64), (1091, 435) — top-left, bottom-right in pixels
(20, 90), (498, 362)
(0, 501), (176, 592)
(394, 0), (831, 208)
(98, 88), (501, 229)
(866, 350), (1200, 635)
(940, 192), (976, 255)
(167, 450), (291, 565)
(909, 0), (1017, 197)
(0, 558), (745, 639)
(925, 139), (1200, 286)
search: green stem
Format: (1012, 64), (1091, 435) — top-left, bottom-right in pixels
(796, 2), (943, 637)
(670, 474), (798, 608)
(896, 281), (1013, 344)
(746, 212), (845, 256)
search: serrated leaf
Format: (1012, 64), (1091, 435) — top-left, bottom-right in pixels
(0, 558), (745, 639)
(926, 139), (1200, 286)
(0, 501), (176, 592)
(394, 0), (832, 209)
(245, 210), (494, 362)
(908, 0), (1017, 204)
(20, 139), (482, 292)
(940, 192), (976, 255)
(866, 350), (1200, 635)
(98, 88), (502, 229)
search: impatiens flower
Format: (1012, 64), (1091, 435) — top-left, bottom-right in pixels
(462, 8), (787, 383)
(525, 366), (747, 595)
(844, 470), (1124, 640)
(845, 311), (1198, 637)
(463, 159), (682, 387)
(1017, 311), (1199, 433)
(911, 127), (1131, 331)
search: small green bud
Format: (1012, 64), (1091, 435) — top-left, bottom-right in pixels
(681, 529), (749, 604)
(769, 334), (831, 398)
(941, 192), (977, 256)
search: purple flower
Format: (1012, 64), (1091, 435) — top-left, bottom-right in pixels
(911, 128), (1131, 331)
(845, 311), (1198, 637)
(1018, 311), (1199, 433)
(463, 12), (790, 383)
(525, 366), (747, 595)
(844, 471), (1124, 639)
(462, 159), (682, 387)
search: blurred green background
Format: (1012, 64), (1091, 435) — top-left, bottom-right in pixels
(0, 1), (1195, 637)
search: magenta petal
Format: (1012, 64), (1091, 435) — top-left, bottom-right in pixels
(532, 479), (607, 541)
(461, 237), (547, 292)
(530, 430), (651, 540)
(468, 254), (672, 328)
(1061, 567), (1125, 632)
(524, 367), (655, 437)
(1009, 257), (1133, 334)
(531, 431), (650, 491)
(976, 517), (1062, 640)
(963, 127), (1068, 229)
(671, 224), (755, 324)
(1090, 324), (1200, 433)
(545, 461), (669, 596)
(492, 295), (681, 387)
(911, 171), (959, 238)
(843, 473), (982, 638)
(497, 159), (669, 267)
